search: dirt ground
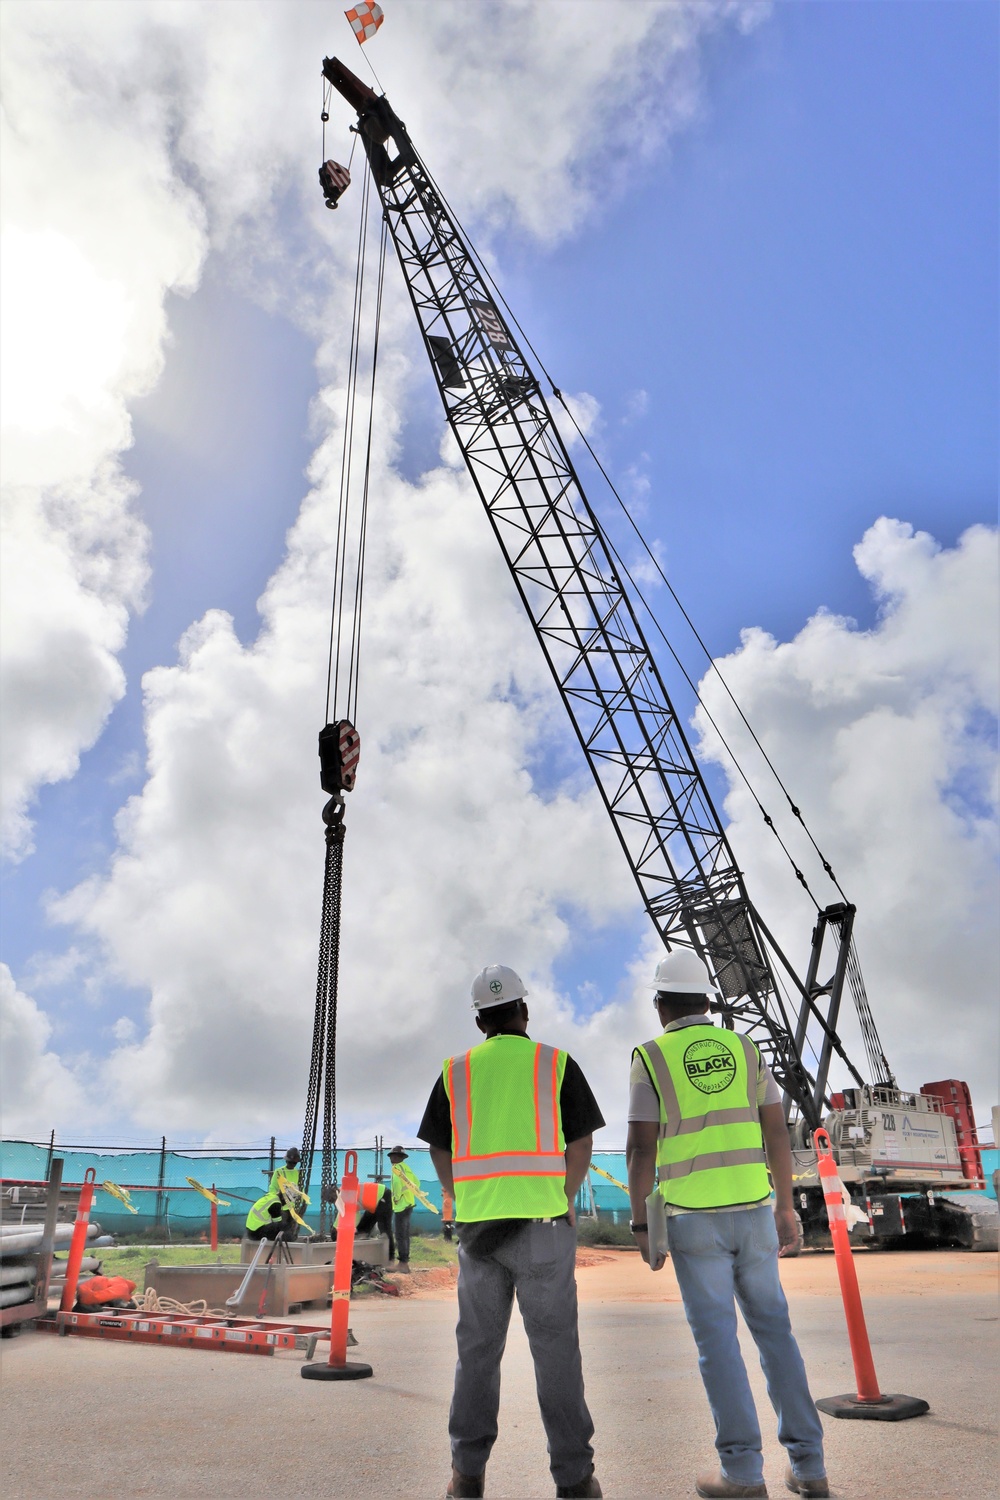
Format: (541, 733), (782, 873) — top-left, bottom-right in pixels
(398, 1245), (997, 1302)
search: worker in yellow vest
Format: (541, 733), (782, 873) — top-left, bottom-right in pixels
(387, 1147), (419, 1269)
(626, 952), (828, 1500)
(245, 1147), (301, 1241)
(418, 964), (604, 1500)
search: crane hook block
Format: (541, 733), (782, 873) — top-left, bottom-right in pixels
(319, 159), (351, 210)
(319, 720), (361, 794)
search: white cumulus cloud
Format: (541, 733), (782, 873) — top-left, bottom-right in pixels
(694, 519), (999, 1117)
(3, 0), (761, 1139)
(0, 964), (88, 1137)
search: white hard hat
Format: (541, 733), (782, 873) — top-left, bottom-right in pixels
(651, 950), (719, 996)
(471, 964), (528, 1010)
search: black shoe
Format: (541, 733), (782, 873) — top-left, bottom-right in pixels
(556, 1468), (602, 1498)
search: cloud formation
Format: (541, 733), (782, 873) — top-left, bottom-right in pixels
(695, 519), (999, 1113)
(0, 964), (87, 1136)
(3, 1), (757, 1136)
(1, 0), (754, 859)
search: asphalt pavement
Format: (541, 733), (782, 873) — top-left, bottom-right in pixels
(1, 1253), (995, 1499)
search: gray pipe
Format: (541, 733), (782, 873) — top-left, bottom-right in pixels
(49, 1257), (101, 1279)
(0, 1223), (101, 1255)
(0, 1264), (37, 1287)
(0, 1283), (38, 1308)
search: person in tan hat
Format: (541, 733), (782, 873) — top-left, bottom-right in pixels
(387, 1145), (420, 1270)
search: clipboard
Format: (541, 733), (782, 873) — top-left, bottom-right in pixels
(645, 1186), (669, 1265)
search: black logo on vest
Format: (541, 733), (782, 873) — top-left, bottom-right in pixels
(683, 1037), (737, 1095)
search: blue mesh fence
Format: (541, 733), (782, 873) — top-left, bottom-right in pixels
(1, 1140), (632, 1237)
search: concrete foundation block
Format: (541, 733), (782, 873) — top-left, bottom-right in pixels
(144, 1261), (334, 1318)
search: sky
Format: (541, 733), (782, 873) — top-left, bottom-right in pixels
(1, 0), (996, 1153)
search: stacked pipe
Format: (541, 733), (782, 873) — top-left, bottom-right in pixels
(0, 1222), (105, 1309)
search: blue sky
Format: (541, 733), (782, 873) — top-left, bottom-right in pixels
(2, 1), (996, 1146)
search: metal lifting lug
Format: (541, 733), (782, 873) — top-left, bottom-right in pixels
(322, 796), (346, 828)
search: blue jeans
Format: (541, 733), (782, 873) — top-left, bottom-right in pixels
(666, 1205), (825, 1485)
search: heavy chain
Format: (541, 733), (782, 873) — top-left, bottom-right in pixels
(300, 798), (346, 1237)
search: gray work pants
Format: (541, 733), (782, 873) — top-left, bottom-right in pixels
(449, 1218), (595, 1487)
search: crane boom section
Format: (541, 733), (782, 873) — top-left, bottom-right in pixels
(324, 59), (820, 1121)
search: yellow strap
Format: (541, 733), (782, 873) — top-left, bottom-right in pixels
(393, 1164), (439, 1213)
(101, 1180), (139, 1214)
(185, 1176), (232, 1208)
(590, 1163), (629, 1194)
(274, 1172), (311, 1208)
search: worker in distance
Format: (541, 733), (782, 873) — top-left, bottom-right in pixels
(627, 951), (828, 1500)
(244, 1146), (302, 1241)
(387, 1144), (420, 1271)
(418, 964), (604, 1500)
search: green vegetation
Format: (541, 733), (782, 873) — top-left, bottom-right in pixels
(85, 1244), (242, 1278)
(84, 1234), (459, 1279)
(575, 1217), (636, 1247)
(407, 1234), (458, 1268)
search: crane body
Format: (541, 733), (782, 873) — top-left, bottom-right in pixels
(319, 56), (997, 1251)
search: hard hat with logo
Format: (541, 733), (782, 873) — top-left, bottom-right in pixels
(651, 950), (720, 996)
(471, 964), (528, 1010)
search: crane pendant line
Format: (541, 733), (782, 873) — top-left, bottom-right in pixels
(322, 59), (836, 1124)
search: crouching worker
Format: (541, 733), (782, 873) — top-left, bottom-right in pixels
(626, 952), (828, 1500)
(355, 1179), (395, 1258)
(246, 1146), (302, 1241)
(418, 964), (604, 1500)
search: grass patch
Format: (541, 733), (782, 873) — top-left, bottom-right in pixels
(407, 1235), (458, 1268)
(575, 1217), (635, 1247)
(82, 1245), (243, 1278)
(87, 1236), (459, 1278)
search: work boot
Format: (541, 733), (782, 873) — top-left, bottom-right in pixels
(695, 1473), (768, 1499)
(556, 1466), (603, 1497)
(784, 1467), (829, 1498)
(446, 1468), (485, 1498)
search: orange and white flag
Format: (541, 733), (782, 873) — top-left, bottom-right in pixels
(345, 2), (384, 44)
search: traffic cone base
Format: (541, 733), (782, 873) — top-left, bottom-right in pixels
(816, 1393), (930, 1422)
(301, 1359), (373, 1381)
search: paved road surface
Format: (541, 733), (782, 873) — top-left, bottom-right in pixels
(2, 1249), (995, 1498)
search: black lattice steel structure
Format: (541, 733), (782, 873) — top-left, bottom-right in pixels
(322, 58), (864, 1127)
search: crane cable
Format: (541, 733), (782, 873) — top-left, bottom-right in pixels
(324, 166), (386, 725)
(417, 159), (852, 907)
(302, 158), (386, 1228)
(408, 156), (896, 1087)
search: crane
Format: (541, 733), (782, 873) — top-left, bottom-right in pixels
(313, 55), (996, 1251)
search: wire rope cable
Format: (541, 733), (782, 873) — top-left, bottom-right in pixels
(403, 152), (904, 1087)
(416, 155), (850, 905)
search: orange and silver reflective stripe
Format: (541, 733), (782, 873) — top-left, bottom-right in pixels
(534, 1044), (560, 1153)
(448, 1051), (473, 1160)
(450, 1041), (561, 1166)
(452, 1152), (566, 1180)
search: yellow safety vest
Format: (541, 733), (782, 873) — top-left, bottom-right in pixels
(391, 1164), (419, 1212)
(246, 1192), (280, 1232)
(635, 1025), (770, 1210)
(443, 1035), (568, 1222)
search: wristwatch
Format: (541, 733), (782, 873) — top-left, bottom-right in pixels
(629, 1220), (648, 1233)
